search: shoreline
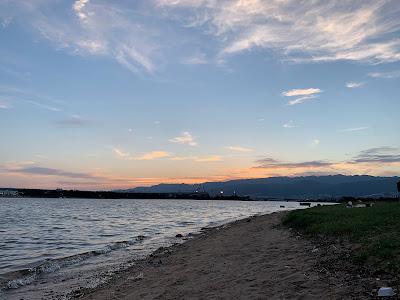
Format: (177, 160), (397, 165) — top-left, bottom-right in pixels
(74, 211), (370, 299)
(2, 200), (309, 300)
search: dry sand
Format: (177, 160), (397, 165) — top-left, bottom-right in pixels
(76, 212), (376, 299)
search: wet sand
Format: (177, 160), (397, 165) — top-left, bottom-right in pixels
(77, 212), (374, 299)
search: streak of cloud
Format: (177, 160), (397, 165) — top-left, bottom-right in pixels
(169, 132), (197, 146)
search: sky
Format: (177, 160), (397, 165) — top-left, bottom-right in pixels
(0, 0), (399, 190)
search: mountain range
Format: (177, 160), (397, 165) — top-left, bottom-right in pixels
(122, 175), (400, 199)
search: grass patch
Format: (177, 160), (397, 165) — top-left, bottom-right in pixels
(282, 202), (400, 273)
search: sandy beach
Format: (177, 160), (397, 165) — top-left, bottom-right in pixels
(73, 211), (380, 300)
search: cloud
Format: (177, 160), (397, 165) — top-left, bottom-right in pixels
(353, 147), (400, 163)
(169, 155), (223, 162)
(194, 155), (222, 162)
(287, 95), (319, 106)
(5, 0), (399, 79)
(157, 0), (400, 64)
(0, 85), (63, 112)
(367, 70), (400, 79)
(2, 1), (159, 74)
(255, 158), (333, 169)
(169, 156), (192, 161)
(4, 166), (102, 180)
(310, 139), (320, 148)
(113, 147), (170, 161)
(113, 147), (131, 158)
(226, 146), (253, 153)
(182, 52), (209, 65)
(342, 126), (369, 132)
(253, 146), (400, 173)
(282, 88), (322, 97)
(282, 88), (321, 106)
(135, 151), (170, 160)
(27, 100), (61, 112)
(55, 115), (91, 127)
(73, 0), (90, 22)
(282, 120), (297, 128)
(0, 99), (11, 109)
(346, 82), (364, 88)
(169, 132), (197, 146)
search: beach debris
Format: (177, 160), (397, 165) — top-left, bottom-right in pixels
(346, 201), (353, 208)
(378, 287), (395, 297)
(311, 247), (319, 253)
(280, 205), (285, 208)
(175, 234), (183, 238)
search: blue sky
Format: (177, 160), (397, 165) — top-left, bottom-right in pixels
(0, 0), (399, 189)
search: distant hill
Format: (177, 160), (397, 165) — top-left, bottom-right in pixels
(121, 175), (400, 199)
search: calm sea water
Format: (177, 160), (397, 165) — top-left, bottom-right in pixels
(0, 197), (314, 299)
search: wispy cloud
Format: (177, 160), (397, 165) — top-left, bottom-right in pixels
(135, 151), (170, 161)
(254, 158), (333, 169)
(2, 1), (160, 74)
(73, 0), (90, 22)
(226, 146), (253, 153)
(353, 147), (400, 163)
(282, 120), (297, 128)
(310, 139), (320, 148)
(368, 70), (400, 79)
(254, 146), (400, 172)
(0, 85), (63, 112)
(193, 155), (222, 162)
(169, 132), (197, 146)
(157, 0), (400, 64)
(113, 147), (170, 161)
(282, 88), (322, 97)
(287, 95), (319, 106)
(0, 99), (11, 109)
(342, 126), (369, 132)
(182, 52), (209, 65)
(169, 155), (223, 162)
(282, 88), (321, 106)
(113, 147), (131, 159)
(27, 100), (61, 112)
(55, 115), (91, 127)
(346, 81), (364, 88)
(4, 166), (103, 180)
(5, 0), (399, 78)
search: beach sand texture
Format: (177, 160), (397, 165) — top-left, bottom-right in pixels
(80, 212), (361, 299)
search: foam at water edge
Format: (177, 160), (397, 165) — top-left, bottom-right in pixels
(1, 235), (147, 291)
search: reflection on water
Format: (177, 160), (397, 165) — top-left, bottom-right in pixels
(0, 197), (312, 299)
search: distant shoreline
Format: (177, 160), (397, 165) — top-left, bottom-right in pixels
(2, 188), (398, 203)
(0, 188), (254, 201)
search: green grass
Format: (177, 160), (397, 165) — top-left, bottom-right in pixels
(282, 202), (400, 272)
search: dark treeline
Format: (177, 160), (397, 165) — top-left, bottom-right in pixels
(1, 188), (251, 201)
